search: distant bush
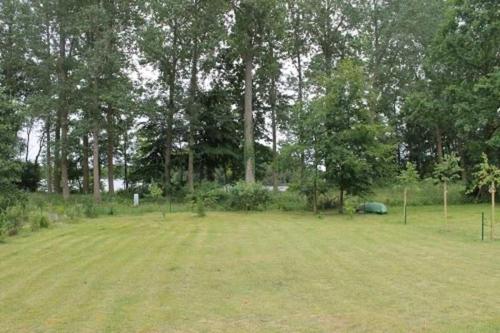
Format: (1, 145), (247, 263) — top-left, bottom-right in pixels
(83, 200), (98, 218)
(195, 195), (206, 217)
(343, 195), (360, 217)
(149, 181), (163, 199)
(0, 184), (26, 213)
(226, 182), (271, 211)
(30, 214), (49, 231)
(1, 206), (26, 236)
(65, 204), (83, 221)
(367, 179), (467, 206)
(16, 161), (41, 192)
(270, 191), (307, 211)
(188, 182), (230, 209)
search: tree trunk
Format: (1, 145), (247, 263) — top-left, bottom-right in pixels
(82, 134), (90, 194)
(54, 110), (61, 193)
(123, 129), (129, 190)
(25, 121), (33, 163)
(292, 6), (305, 185)
(58, 33), (70, 201)
(164, 113), (173, 193)
(313, 142), (318, 214)
(61, 109), (70, 200)
(92, 126), (101, 203)
(164, 25), (178, 193)
(187, 42), (199, 193)
(270, 74), (278, 192)
(46, 118), (53, 194)
(243, 54), (255, 183)
(106, 107), (114, 195)
(435, 127), (443, 162)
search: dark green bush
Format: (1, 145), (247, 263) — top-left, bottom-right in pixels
(1, 206), (26, 236)
(0, 184), (26, 213)
(226, 182), (271, 211)
(195, 195), (206, 217)
(83, 200), (98, 218)
(16, 161), (41, 192)
(188, 182), (230, 209)
(65, 204), (83, 221)
(30, 214), (49, 231)
(270, 191), (307, 211)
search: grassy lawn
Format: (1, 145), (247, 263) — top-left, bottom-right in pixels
(1, 204), (500, 332)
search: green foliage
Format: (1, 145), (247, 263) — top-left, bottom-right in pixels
(270, 191), (307, 211)
(149, 181), (163, 200)
(367, 180), (468, 206)
(30, 214), (49, 231)
(397, 162), (420, 186)
(17, 161), (41, 192)
(226, 182), (271, 211)
(299, 60), (394, 211)
(65, 204), (83, 222)
(189, 182), (230, 209)
(83, 199), (99, 219)
(471, 153), (500, 193)
(433, 154), (462, 184)
(0, 183), (26, 213)
(195, 195), (206, 218)
(1, 206), (26, 236)
(343, 195), (360, 218)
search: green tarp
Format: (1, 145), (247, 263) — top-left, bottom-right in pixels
(357, 202), (388, 214)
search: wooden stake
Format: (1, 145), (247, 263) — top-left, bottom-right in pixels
(490, 183), (495, 240)
(444, 182), (448, 225)
(404, 187), (407, 224)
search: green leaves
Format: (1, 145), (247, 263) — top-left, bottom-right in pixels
(433, 153), (462, 184)
(472, 153), (500, 192)
(397, 162), (420, 186)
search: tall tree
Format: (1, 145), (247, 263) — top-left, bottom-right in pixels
(231, 0), (280, 183)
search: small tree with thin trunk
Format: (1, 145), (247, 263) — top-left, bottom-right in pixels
(471, 153), (500, 240)
(433, 153), (462, 225)
(397, 162), (419, 224)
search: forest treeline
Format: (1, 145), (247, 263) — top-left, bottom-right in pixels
(0, 0), (498, 206)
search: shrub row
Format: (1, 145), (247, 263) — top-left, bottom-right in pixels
(0, 206), (50, 238)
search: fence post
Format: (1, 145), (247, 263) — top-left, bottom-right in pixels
(482, 212), (485, 241)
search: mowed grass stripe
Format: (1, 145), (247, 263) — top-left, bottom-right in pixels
(1, 205), (500, 332)
(0, 233), (115, 302)
(100, 215), (205, 332)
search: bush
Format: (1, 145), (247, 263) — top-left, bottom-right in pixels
(195, 195), (206, 217)
(30, 214), (49, 231)
(1, 206), (26, 236)
(188, 182), (230, 209)
(368, 179), (467, 206)
(65, 204), (83, 221)
(0, 184), (26, 213)
(270, 191), (307, 211)
(16, 161), (41, 192)
(83, 200), (98, 218)
(343, 195), (360, 217)
(149, 181), (163, 199)
(226, 182), (271, 211)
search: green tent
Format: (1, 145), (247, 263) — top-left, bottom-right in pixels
(357, 202), (388, 214)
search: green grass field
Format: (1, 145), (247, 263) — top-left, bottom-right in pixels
(1, 204), (499, 332)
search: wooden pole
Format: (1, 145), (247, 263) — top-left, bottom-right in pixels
(444, 182), (448, 226)
(404, 187), (407, 224)
(491, 183), (495, 240)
